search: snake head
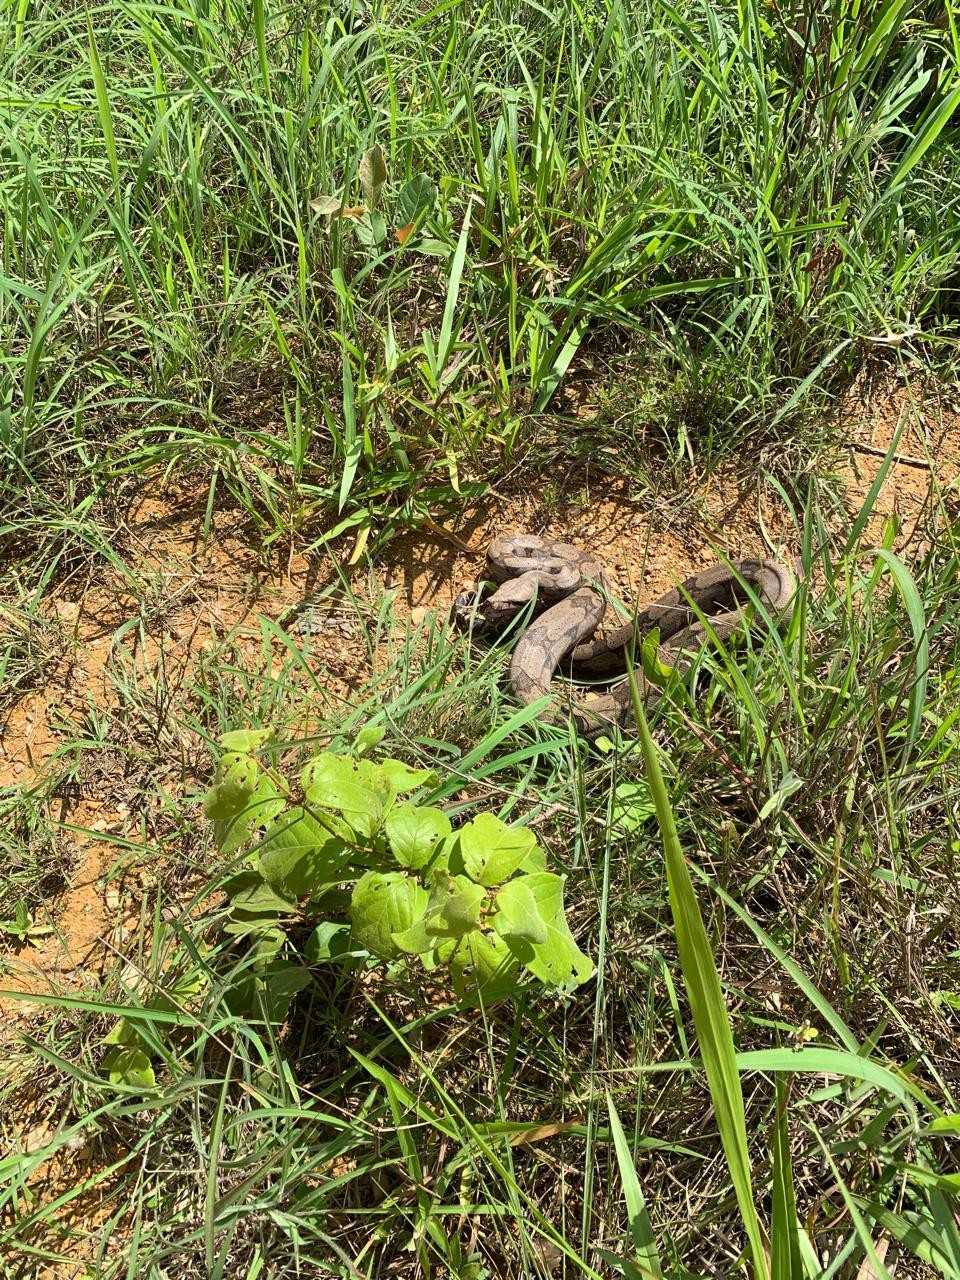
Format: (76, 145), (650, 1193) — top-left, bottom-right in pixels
(451, 579), (539, 639)
(451, 585), (497, 637)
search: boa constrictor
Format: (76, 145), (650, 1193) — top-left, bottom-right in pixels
(453, 534), (796, 736)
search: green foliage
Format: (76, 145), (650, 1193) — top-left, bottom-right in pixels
(102, 728), (594, 1082)
(101, 961), (208, 1088)
(3, 0), (960, 1270)
(310, 144), (438, 255)
(201, 727), (593, 1012)
(0, 899), (53, 946)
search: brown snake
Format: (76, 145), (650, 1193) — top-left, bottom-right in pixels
(453, 534), (796, 736)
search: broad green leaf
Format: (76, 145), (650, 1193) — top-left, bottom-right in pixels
(145, 962), (209, 1017)
(103, 1017), (142, 1049)
(927, 1115), (960, 1135)
(305, 922), (353, 962)
(203, 752), (258, 819)
(310, 192), (345, 217)
(214, 771), (284, 856)
(449, 928), (521, 1000)
(250, 923), (286, 965)
(493, 879), (549, 945)
(459, 812), (540, 886)
(359, 143), (387, 210)
(500, 873), (594, 988)
(351, 871), (429, 959)
(391, 917), (435, 956)
(302, 752), (388, 838)
(261, 963), (312, 1023)
(227, 875), (297, 917)
(393, 930), (460, 967)
(425, 874), (486, 938)
(219, 728), (273, 753)
(353, 725), (386, 755)
(612, 781), (656, 833)
(356, 758), (398, 805)
(259, 808), (351, 897)
(102, 1047), (156, 1089)
(354, 210), (388, 249)
(232, 962), (312, 1026)
(378, 758), (438, 793)
(386, 804), (451, 869)
(397, 174), (437, 233)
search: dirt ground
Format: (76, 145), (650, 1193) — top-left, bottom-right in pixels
(2, 373), (958, 1021)
(1, 373), (958, 1277)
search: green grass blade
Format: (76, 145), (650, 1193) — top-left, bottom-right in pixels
(606, 1092), (664, 1279)
(629, 670), (769, 1280)
(870, 549), (929, 762)
(437, 198), (473, 372)
(86, 17), (118, 189)
(888, 80), (960, 190)
(770, 1077), (803, 1280)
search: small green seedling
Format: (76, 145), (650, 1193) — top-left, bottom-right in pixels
(310, 145), (437, 253)
(0, 900), (54, 946)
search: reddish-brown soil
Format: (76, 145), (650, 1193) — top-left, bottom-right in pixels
(1, 374), (958, 1279)
(2, 375), (957, 1020)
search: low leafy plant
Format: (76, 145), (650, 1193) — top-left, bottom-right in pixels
(310, 144), (438, 253)
(0, 900), (53, 947)
(101, 727), (594, 1084)
(207, 726), (594, 1009)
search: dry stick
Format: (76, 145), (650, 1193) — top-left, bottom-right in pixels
(844, 440), (932, 469)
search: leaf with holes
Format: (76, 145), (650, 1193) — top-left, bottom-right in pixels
(459, 812), (542, 886)
(449, 928), (521, 999)
(378, 758), (438, 793)
(302, 752), (390, 838)
(386, 804), (451, 869)
(351, 871), (429, 959)
(203, 751), (259, 820)
(214, 771), (285, 856)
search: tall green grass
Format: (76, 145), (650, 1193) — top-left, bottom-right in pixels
(2, 0), (959, 575)
(3, 482), (960, 1275)
(2, 0), (960, 1275)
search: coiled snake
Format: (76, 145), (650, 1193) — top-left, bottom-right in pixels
(453, 534), (796, 736)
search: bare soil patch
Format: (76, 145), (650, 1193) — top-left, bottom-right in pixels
(2, 376), (958, 1270)
(2, 376), (957, 1017)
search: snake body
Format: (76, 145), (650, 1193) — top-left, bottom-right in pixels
(454, 534), (796, 736)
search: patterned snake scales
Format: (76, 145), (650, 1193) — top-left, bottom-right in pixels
(453, 534), (796, 736)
